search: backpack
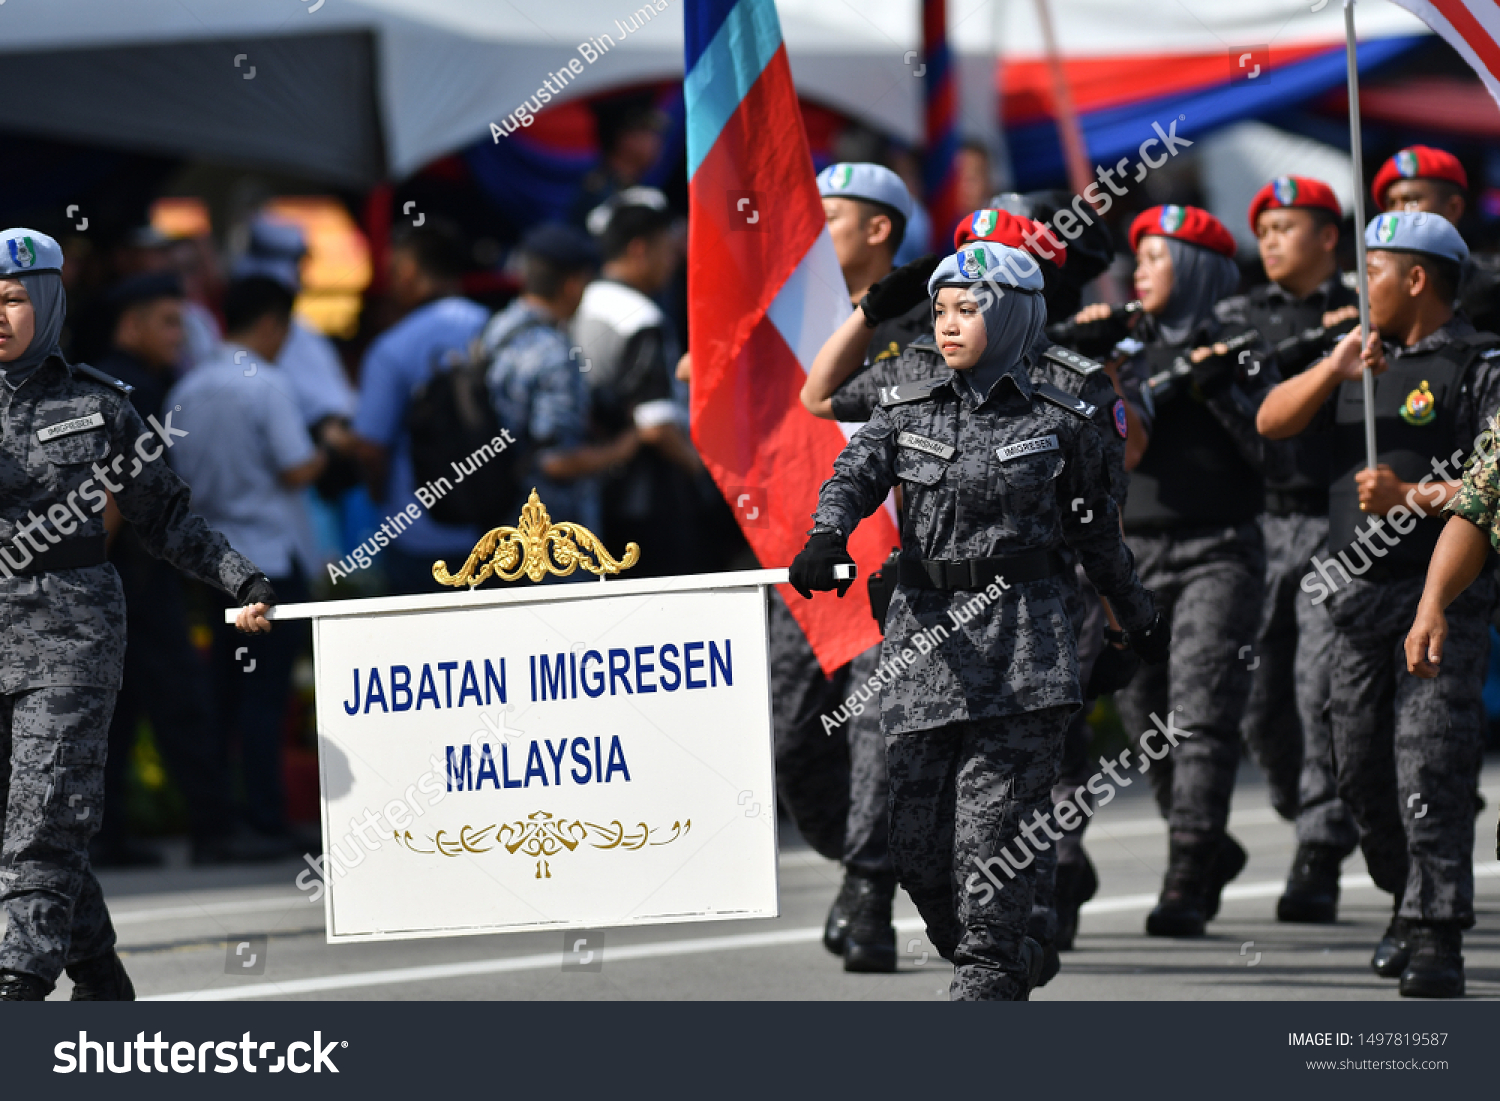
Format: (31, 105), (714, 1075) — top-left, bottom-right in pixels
(405, 336), (524, 529)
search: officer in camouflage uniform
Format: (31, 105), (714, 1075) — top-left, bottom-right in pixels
(1208, 177), (1361, 923)
(1260, 211), (1500, 998)
(1078, 206), (1283, 938)
(791, 241), (1165, 999)
(809, 207), (1135, 965)
(0, 230), (277, 1001)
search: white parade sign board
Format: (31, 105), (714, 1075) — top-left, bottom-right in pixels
(234, 571), (784, 943)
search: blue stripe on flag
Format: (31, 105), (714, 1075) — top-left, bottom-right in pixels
(684, 0), (783, 179)
(684, 0), (739, 74)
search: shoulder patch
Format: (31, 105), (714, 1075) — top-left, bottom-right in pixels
(1042, 344), (1103, 376)
(1035, 381), (1097, 420)
(71, 362), (134, 395)
(878, 376), (948, 408)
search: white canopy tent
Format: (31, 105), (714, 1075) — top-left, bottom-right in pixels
(0, 0), (1431, 184)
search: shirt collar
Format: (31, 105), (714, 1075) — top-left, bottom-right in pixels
(941, 359), (1034, 407)
(1393, 315), (1475, 359)
(1265, 274), (1341, 308)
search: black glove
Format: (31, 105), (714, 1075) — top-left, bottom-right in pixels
(1188, 347), (1236, 396)
(236, 573), (279, 607)
(859, 254), (940, 326)
(789, 531), (855, 599)
(1128, 611), (1171, 666)
(1086, 635), (1141, 696)
(867, 551), (899, 628)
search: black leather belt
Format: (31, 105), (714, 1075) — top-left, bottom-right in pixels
(1264, 488), (1329, 517)
(6, 534), (108, 577)
(898, 549), (1063, 591)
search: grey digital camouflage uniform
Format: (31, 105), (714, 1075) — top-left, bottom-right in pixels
(1303, 320), (1500, 927)
(0, 355), (257, 988)
(1245, 512), (1355, 851)
(832, 337), (1129, 941)
(1215, 277), (1357, 849)
(812, 361), (1153, 997)
(1112, 320), (1281, 844)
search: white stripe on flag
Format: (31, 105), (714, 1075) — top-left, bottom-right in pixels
(765, 229), (850, 374)
(1388, 1), (1500, 109)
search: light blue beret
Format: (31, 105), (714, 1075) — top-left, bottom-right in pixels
(928, 241), (1045, 295)
(1365, 211), (1469, 265)
(0, 228), (63, 276)
(816, 163), (914, 222)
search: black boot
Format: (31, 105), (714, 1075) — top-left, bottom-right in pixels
(843, 876), (897, 973)
(66, 949), (136, 1001)
(1399, 924), (1464, 998)
(822, 876), (859, 957)
(1203, 833), (1247, 921)
(0, 970), (49, 1001)
(1277, 843), (1344, 924)
(1146, 838), (1213, 937)
(1054, 854), (1098, 951)
(1371, 915), (1413, 978)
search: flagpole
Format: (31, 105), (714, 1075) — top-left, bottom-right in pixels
(1344, 0), (1378, 470)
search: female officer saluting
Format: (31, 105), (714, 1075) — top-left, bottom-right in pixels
(790, 240), (1166, 999)
(0, 229), (276, 1001)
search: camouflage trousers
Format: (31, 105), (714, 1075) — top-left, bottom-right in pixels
(886, 705), (1072, 1000)
(1116, 523), (1265, 840)
(0, 685), (118, 988)
(1241, 514), (1357, 853)
(1326, 574), (1492, 926)
(842, 647), (892, 882)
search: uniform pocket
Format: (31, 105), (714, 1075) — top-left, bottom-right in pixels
(999, 451), (1065, 491)
(896, 448), (949, 487)
(38, 429), (109, 466)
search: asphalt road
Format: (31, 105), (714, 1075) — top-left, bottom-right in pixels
(56, 758), (1500, 1001)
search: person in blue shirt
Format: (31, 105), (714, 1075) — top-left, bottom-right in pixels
(167, 276), (325, 857)
(351, 223), (489, 593)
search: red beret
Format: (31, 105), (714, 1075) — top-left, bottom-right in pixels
(953, 208), (1067, 269)
(1129, 205), (1237, 257)
(1247, 176), (1342, 230)
(1372, 145), (1468, 209)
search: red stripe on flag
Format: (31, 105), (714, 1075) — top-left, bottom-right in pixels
(688, 46), (893, 671)
(692, 314), (890, 672)
(1428, 0), (1500, 81)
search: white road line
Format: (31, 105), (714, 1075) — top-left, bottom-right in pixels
(142, 862), (1500, 1001)
(112, 896), (310, 926)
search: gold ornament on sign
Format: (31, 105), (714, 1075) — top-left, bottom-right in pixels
(432, 489), (640, 588)
(393, 811), (691, 879)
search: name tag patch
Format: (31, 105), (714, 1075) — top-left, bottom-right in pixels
(37, 412), (104, 442)
(996, 435), (1058, 462)
(897, 431), (956, 461)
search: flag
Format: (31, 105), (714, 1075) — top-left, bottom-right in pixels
(922, 0), (959, 250)
(684, 0), (898, 673)
(1387, 1), (1500, 108)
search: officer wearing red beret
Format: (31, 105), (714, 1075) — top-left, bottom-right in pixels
(1071, 205), (1287, 938)
(1205, 177), (1363, 927)
(1372, 145), (1500, 336)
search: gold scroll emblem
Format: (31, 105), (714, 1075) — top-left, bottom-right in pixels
(432, 488), (640, 588)
(394, 811), (690, 879)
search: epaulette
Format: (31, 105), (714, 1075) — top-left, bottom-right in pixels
(1036, 381), (1096, 419)
(878, 377), (948, 407)
(1042, 344), (1103, 376)
(71, 362), (134, 395)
